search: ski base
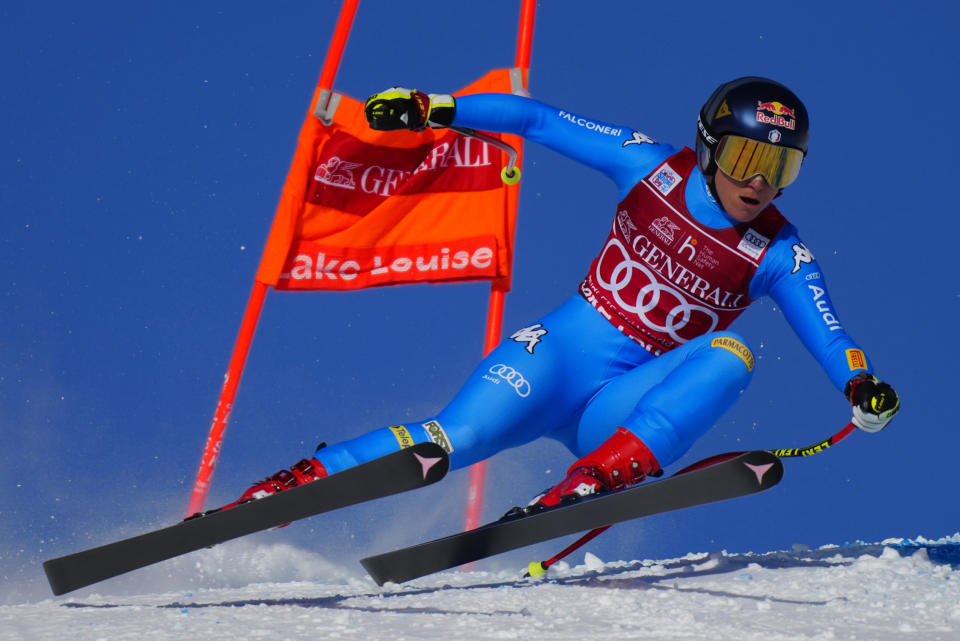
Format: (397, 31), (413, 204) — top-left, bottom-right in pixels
(361, 450), (782, 585)
(44, 443), (449, 596)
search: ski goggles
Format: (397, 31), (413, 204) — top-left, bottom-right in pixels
(714, 135), (804, 189)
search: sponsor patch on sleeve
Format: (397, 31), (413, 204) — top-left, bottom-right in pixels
(711, 336), (755, 372)
(389, 425), (415, 450)
(845, 348), (867, 371)
(421, 420), (454, 454)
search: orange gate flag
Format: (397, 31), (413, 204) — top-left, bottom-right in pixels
(255, 68), (525, 293)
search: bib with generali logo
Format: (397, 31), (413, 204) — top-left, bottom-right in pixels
(579, 148), (788, 355)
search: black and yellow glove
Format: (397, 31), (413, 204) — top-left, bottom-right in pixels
(364, 87), (455, 131)
(844, 373), (900, 433)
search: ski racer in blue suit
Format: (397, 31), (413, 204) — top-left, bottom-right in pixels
(216, 77), (899, 514)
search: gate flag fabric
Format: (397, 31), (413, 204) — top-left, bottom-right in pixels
(256, 68), (524, 293)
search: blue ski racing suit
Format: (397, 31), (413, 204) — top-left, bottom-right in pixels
(313, 94), (871, 477)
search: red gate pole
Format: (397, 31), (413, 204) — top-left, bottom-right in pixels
(186, 0), (361, 517)
(463, 0), (537, 532)
(186, 281), (268, 516)
(463, 286), (506, 531)
(515, 0), (537, 69)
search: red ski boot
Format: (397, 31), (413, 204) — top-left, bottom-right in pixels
(192, 457), (328, 518)
(521, 427), (660, 514)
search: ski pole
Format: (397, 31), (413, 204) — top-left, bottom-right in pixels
(526, 524), (612, 578)
(451, 126), (521, 184)
(525, 422), (857, 578)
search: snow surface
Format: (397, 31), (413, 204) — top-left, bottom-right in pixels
(3, 535), (960, 641)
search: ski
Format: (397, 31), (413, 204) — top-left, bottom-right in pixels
(360, 450), (782, 585)
(44, 442), (449, 596)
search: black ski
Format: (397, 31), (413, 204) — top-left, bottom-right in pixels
(44, 443), (449, 596)
(360, 450), (782, 585)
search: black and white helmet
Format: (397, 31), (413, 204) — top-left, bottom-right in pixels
(696, 76), (810, 185)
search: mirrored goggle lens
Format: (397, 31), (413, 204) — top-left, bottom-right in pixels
(715, 135), (804, 189)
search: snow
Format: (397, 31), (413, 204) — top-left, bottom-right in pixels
(4, 535), (960, 641)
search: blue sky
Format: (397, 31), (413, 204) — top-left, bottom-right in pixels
(2, 1), (957, 600)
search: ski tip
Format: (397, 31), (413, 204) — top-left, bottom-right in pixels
(42, 558), (73, 596)
(358, 557), (390, 587)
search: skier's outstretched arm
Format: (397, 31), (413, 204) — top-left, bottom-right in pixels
(753, 230), (900, 432)
(364, 87), (674, 195)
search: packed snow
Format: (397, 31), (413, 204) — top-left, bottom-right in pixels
(3, 535), (959, 641)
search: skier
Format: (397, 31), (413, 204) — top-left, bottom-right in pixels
(218, 77), (899, 514)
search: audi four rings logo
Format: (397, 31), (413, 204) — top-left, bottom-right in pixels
(596, 238), (718, 343)
(486, 364), (531, 397)
(744, 231), (767, 248)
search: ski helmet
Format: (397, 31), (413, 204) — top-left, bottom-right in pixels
(696, 76), (809, 189)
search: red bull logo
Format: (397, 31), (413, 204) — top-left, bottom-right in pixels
(756, 100), (796, 130)
(757, 101), (796, 118)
